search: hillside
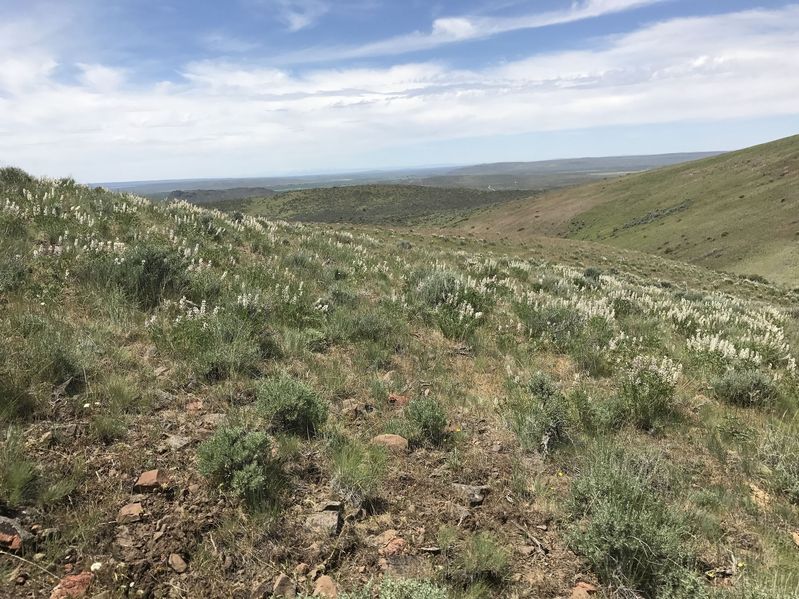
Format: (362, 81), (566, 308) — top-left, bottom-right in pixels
(1, 167), (799, 599)
(210, 184), (532, 226)
(457, 135), (799, 285)
(160, 187), (277, 203)
(418, 152), (719, 190)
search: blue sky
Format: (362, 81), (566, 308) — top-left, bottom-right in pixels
(1, 0), (799, 182)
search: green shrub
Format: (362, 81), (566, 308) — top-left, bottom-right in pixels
(504, 372), (570, 455)
(256, 374), (328, 436)
(404, 397), (448, 447)
(410, 270), (491, 341)
(712, 370), (778, 408)
(152, 309), (277, 380)
(0, 253), (26, 293)
(1, 315), (95, 420)
(758, 421), (799, 503)
(85, 243), (188, 310)
(602, 356), (681, 431)
(411, 270), (462, 307)
(378, 578), (448, 599)
(569, 444), (705, 598)
(570, 317), (614, 378)
(90, 413), (128, 444)
(331, 439), (387, 504)
(0, 166), (35, 187)
(452, 532), (509, 587)
(0, 428), (40, 508)
(514, 303), (583, 350)
(197, 426), (281, 507)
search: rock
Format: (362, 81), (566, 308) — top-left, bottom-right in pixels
(251, 580), (272, 599)
(202, 413), (226, 428)
(371, 434), (409, 453)
(792, 531), (799, 549)
(318, 500), (343, 513)
(117, 503), (144, 524)
(134, 469), (169, 491)
(294, 563), (310, 576)
(452, 483), (491, 507)
(571, 581), (598, 598)
(50, 571), (93, 599)
(168, 553), (188, 573)
(53, 423), (78, 439)
(0, 532), (22, 551)
(272, 572), (295, 597)
(387, 393), (410, 408)
(0, 516), (31, 551)
(305, 511), (341, 537)
(381, 537), (406, 557)
(749, 483), (770, 509)
(159, 435), (190, 452)
(313, 575), (337, 598)
(374, 529), (407, 556)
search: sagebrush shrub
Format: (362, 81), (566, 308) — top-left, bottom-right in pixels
(85, 243), (188, 310)
(505, 372), (570, 455)
(197, 426), (280, 507)
(404, 397), (448, 446)
(568, 444), (706, 598)
(257, 373), (328, 436)
(152, 309), (277, 380)
(603, 356), (681, 431)
(514, 303), (583, 350)
(712, 369), (778, 407)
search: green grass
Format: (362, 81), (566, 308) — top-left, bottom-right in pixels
(1, 169), (798, 598)
(460, 134), (799, 284)
(209, 184), (530, 227)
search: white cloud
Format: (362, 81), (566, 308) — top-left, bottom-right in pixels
(78, 63), (125, 91)
(268, 0), (330, 32)
(1, 6), (799, 181)
(276, 0), (667, 63)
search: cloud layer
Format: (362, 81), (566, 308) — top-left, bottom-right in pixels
(1, 4), (798, 181)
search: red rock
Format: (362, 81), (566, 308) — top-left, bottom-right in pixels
(0, 532), (22, 551)
(134, 469), (168, 491)
(186, 400), (204, 413)
(116, 503), (144, 524)
(313, 575), (337, 598)
(381, 537), (406, 557)
(50, 571), (93, 599)
(370, 434), (409, 453)
(571, 581), (598, 598)
(387, 393), (410, 407)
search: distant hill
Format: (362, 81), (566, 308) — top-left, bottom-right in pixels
(458, 135), (799, 285)
(158, 187), (276, 203)
(97, 151), (718, 196)
(209, 184), (533, 226)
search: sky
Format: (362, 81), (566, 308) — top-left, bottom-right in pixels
(1, 0), (799, 183)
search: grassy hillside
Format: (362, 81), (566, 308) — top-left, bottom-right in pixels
(210, 184), (532, 226)
(1, 167), (799, 598)
(458, 135), (799, 285)
(418, 152), (719, 190)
